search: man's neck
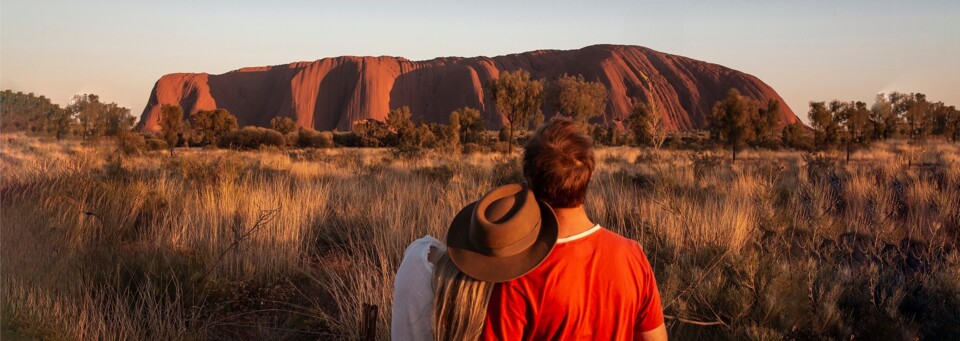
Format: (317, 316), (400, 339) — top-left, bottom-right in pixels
(553, 205), (595, 239)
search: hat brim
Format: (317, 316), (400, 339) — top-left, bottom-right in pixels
(446, 200), (558, 283)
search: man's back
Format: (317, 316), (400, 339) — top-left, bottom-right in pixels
(482, 225), (664, 340)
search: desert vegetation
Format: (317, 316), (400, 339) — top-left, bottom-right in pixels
(1, 132), (958, 339)
(3, 86), (960, 339)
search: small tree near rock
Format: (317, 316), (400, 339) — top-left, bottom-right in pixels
(709, 89), (756, 162)
(159, 104), (183, 156)
(628, 100), (667, 150)
(270, 116), (298, 135)
(192, 108), (238, 146)
(548, 73), (607, 128)
(489, 70), (544, 154)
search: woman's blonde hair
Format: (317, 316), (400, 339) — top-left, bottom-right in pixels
(432, 252), (495, 341)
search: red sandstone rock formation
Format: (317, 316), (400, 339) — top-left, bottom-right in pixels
(137, 45), (798, 132)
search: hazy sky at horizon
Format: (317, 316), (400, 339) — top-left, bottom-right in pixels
(2, 0), (958, 124)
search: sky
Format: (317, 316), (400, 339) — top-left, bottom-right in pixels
(2, 0), (958, 124)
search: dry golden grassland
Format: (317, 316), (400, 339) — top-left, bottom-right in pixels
(1, 134), (958, 340)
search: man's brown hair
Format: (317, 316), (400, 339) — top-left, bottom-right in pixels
(522, 117), (595, 208)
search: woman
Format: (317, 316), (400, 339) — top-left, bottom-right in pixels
(392, 183), (558, 340)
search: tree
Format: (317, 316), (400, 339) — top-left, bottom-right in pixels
(869, 93), (898, 140)
(270, 116), (297, 135)
(191, 108), (238, 146)
(837, 101), (871, 162)
(159, 104), (183, 156)
(627, 100), (667, 150)
(548, 73), (607, 128)
(928, 103), (960, 142)
(929, 101), (950, 137)
(103, 103), (135, 137)
(808, 101), (840, 148)
(448, 110), (462, 150)
(387, 106), (415, 149)
(47, 107), (73, 140)
(944, 105), (960, 142)
(902, 93), (931, 140)
(710, 89), (757, 162)
(488, 70), (544, 154)
(68, 94), (104, 139)
(781, 122), (811, 150)
(0, 90), (75, 136)
(753, 99), (781, 148)
(450, 107), (485, 145)
(354, 119), (391, 147)
(62, 94), (134, 140)
(427, 123), (454, 150)
(414, 123), (438, 149)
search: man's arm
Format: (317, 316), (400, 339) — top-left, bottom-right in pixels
(637, 323), (667, 341)
(633, 242), (666, 339)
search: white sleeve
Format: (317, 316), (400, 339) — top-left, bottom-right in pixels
(391, 235), (445, 341)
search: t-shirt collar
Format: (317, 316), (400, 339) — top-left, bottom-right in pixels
(556, 224), (601, 244)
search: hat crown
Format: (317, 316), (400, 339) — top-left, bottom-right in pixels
(445, 183), (559, 283)
(485, 195), (520, 223)
(470, 185), (540, 252)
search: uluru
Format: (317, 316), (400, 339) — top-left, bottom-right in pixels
(136, 44), (798, 132)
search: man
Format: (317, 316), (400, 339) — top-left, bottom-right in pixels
(482, 118), (668, 340)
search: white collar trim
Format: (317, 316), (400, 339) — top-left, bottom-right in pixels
(557, 224), (602, 244)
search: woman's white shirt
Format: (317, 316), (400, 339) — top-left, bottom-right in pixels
(391, 235), (444, 341)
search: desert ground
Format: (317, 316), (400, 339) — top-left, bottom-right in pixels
(1, 134), (958, 340)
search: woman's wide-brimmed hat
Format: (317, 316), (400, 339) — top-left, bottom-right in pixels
(446, 183), (558, 283)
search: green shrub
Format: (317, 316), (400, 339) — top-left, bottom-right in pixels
(218, 126), (285, 150)
(118, 131), (146, 155)
(296, 128), (334, 149)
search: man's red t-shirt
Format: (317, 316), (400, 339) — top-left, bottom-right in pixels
(482, 225), (664, 340)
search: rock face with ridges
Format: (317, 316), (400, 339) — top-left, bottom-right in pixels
(137, 45), (798, 132)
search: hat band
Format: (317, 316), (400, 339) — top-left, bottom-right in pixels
(475, 218), (541, 258)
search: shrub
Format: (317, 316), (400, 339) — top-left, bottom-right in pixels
(296, 128), (334, 149)
(333, 131), (361, 147)
(462, 143), (487, 154)
(191, 108), (238, 146)
(218, 126), (285, 150)
(492, 141), (511, 154)
(117, 131), (146, 155)
(283, 132), (298, 147)
(145, 138), (168, 151)
(354, 119), (392, 147)
(269, 116), (297, 135)
(691, 151), (726, 182)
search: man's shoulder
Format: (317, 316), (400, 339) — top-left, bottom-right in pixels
(590, 228), (653, 268)
(594, 228), (644, 250)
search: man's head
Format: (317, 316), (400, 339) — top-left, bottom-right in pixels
(522, 118), (595, 208)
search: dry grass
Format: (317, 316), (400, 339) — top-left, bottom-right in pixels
(1, 134), (959, 339)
